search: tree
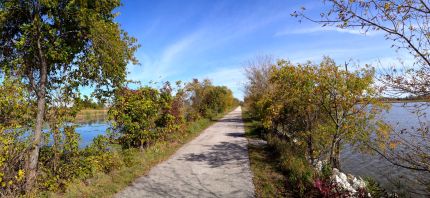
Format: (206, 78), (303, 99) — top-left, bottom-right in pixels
(294, 0), (430, 175)
(185, 79), (237, 120)
(0, 0), (138, 190)
(293, 0), (430, 95)
(268, 60), (321, 165)
(244, 56), (387, 170)
(315, 57), (387, 169)
(243, 55), (275, 120)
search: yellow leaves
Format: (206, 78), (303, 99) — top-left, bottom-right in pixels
(384, 2), (391, 11)
(376, 121), (391, 140)
(15, 170), (24, 182)
(389, 140), (399, 150)
(396, 5), (402, 13)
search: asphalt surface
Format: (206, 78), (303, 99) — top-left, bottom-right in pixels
(115, 107), (255, 198)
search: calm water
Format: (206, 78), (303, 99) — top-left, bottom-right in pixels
(341, 103), (430, 197)
(74, 104), (429, 196)
(76, 121), (109, 147)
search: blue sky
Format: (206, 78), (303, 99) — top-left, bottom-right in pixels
(113, 0), (413, 99)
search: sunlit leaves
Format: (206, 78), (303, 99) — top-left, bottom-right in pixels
(244, 56), (388, 169)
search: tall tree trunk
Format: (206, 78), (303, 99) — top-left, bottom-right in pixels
(334, 140), (341, 170)
(329, 133), (339, 169)
(25, 35), (47, 191)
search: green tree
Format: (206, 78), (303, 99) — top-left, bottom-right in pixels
(0, 0), (138, 190)
(315, 57), (387, 169)
(244, 56), (388, 170)
(295, 0), (430, 178)
(268, 60), (322, 165)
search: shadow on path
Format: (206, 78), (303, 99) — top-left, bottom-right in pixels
(215, 118), (242, 123)
(181, 141), (248, 168)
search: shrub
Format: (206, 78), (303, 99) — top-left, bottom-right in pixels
(0, 79), (31, 196)
(109, 87), (162, 149)
(185, 79), (237, 120)
(37, 134), (125, 192)
(281, 156), (314, 195)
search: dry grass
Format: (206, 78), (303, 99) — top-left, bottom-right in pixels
(75, 109), (108, 123)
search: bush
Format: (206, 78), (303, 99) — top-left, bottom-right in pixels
(266, 134), (315, 196)
(109, 87), (163, 149)
(185, 79), (237, 120)
(37, 134), (126, 192)
(0, 79), (31, 196)
(364, 177), (392, 198)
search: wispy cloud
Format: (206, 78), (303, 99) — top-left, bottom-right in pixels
(128, 8), (285, 84)
(128, 31), (203, 82)
(275, 26), (382, 37)
(198, 67), (246, 99)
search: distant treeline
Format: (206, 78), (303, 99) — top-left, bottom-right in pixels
(379, 95), (430, 102)
(75, 95), (106, 109)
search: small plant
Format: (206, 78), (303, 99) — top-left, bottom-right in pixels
(364, 177), (392, 198)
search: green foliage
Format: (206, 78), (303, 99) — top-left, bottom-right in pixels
(37, 134), (125, 192)
(75, 96), (105, 109)
(109, 80), (238, 150)
(0, 78), (30, 196)
(320, 163), (332, 180)
(0, 0), (139, 191)
(267, 134), (315, 196)
(245, 56), (389, 168)
(109, 87), (162, 149)
(364, 177), (392, 198)
(108, 84), (185, 149)
(185, 79), (237, 120)
(244, 56), (390, 194)
(0, 0), (139, 95)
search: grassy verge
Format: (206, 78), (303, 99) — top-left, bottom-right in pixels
(242, 108), (292, 197)
(45, 108), (235, 198)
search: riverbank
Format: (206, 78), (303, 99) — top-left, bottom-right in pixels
(75, 109), (108, 123)
(242, 108), (294, 197)
(41, 107), (237, 198)
(242, 108), (392, 198)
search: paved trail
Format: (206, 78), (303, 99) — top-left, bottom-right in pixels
(115, 107), (255, 198)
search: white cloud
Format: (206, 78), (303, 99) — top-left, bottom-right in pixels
(275, 26), (382, 37)
(128, 31), (203, 82)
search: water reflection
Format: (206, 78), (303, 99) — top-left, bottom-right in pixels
(74, 114), (110, 147)
(341, 103), (430, 197)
